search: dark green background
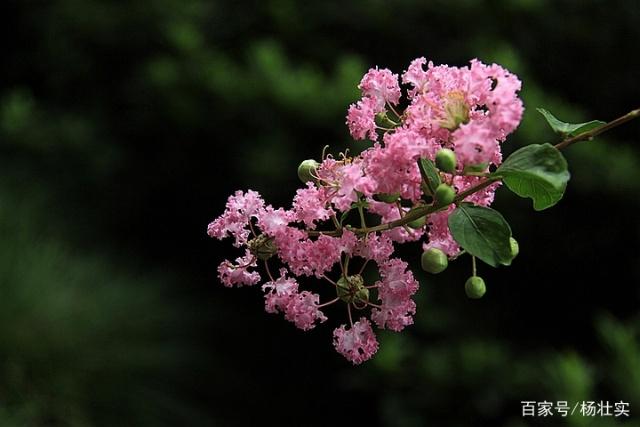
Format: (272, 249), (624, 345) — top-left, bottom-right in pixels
(1, 0), (639, 426)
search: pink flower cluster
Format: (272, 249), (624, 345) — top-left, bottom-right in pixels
(208, 57), (523, 364)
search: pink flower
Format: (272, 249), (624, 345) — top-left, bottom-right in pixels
(257, 206), (295, 237)
(292, 183), (333, 229)
(402, 57), (430, 98)
(359, 68), (401, 109)
(354, 232), (394, 264)
(262, 268), (299, 313)
(284, 291), (327, 331)
(346, 97), (378, 141)
(331, 161), (374, 211)
(207, 190), (265, 247)
(370, 258), (419, 331)
(262, 270), (326, 331)
(452, 120), (500, 167)
(333, 318), (379, 365)
(362, 129), (437, 201)
(217, 250), (261, 287)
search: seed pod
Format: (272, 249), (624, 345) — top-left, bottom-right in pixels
(435, 183), (456, 205)
(435, 148), (457, 173)
(465, 276), (486, 299)
(297, 159), (319, 183)
(421, 248), (448, 274)
(248, 235), (277, 261)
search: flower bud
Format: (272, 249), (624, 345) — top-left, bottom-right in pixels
(420, 248), (449, 274)
(421, 248), (448, 274)
(465, 276), (486, 299)
(435, 183), (456, 205)
(297, 159), (319, 183)
(373, 192), (400, 203)
(435, 148), (457, 173)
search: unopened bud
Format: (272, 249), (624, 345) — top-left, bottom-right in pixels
(435, 148), (457, 173)
(297, 159), (319, 183)
(435, 183), (456, 205)
(465, 276), (486, 299)
(421, 248), (448, 274)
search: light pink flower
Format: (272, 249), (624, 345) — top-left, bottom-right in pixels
(292, 183), (333, 229)
(217, 250), (261, 287)
(371, 258), (419, 331)
(207, 190), (265, 247)
(402, 57), (430, 98)
(452, 120), (499, 167)
(354, 233), (394, 264)
(359, 68), (401, 109)
(333, 318), (379, 365)
(346, 97), (378, 141)
(284, 291), (327, 331)
(262, 268), (299, 313)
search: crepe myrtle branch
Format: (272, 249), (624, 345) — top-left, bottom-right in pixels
(208, 55), (639, 365)
(306, 107), (640, 239)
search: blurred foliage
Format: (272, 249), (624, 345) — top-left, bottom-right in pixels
(1, 0), (639, 425)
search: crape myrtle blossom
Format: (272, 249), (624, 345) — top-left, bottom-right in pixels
(208, 57), (523, 364)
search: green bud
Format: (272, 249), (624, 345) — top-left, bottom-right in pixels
(373, 192), (400, 203)
(297, 159), (319, 183)
(509, 237), (519, 259)
(435, 148), (457, 173)
(248, 234), (277, 261)
(421, 248), (448, 274)
(435, 183), (456, 205)
(465, 276), (486, 299)
(374, 112), (399, 129)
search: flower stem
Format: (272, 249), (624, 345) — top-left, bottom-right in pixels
(554, 107), (640, 150)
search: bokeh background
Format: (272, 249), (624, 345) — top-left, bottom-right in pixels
(1, 0), (639, 426)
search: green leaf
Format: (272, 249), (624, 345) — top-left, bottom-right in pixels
(536, 108), (605, 137)
(418, 158), (441, 195)
(495, 143), (570, 211)
(448, 204), (513, 267)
